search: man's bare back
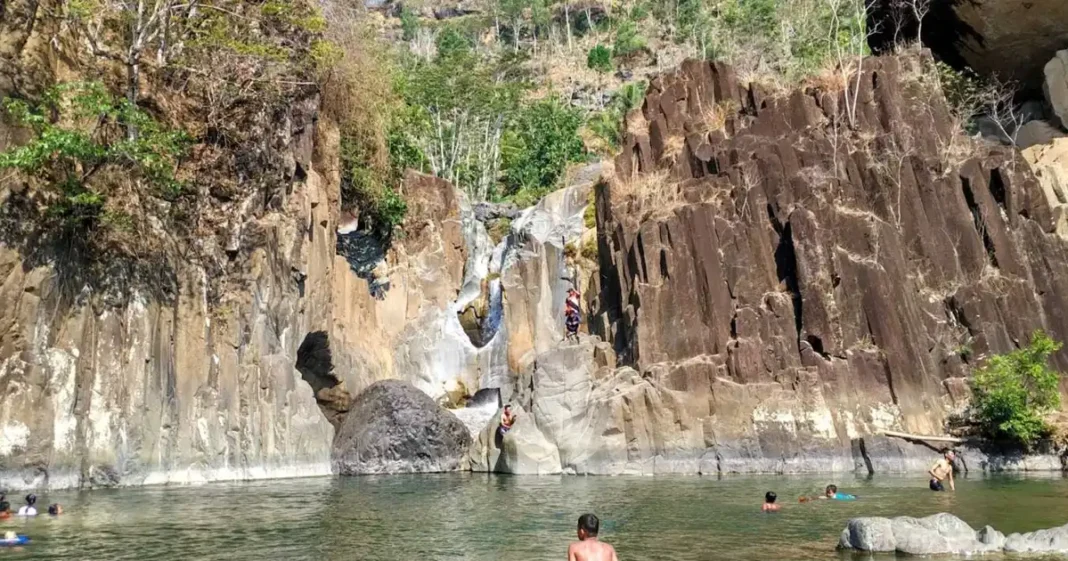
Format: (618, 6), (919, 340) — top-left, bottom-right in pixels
(568, 538), (618, 561)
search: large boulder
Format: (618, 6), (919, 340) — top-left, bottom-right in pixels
(1047, 51), (1068, 130)
(467, 405), (563, 475)
(1023, 138), (1068, 240)
(332, 380), (472, 475)
(1004, 523), (1068, 553)
(839, 514), (1004, 555)
(1042, 51), (1068, 130)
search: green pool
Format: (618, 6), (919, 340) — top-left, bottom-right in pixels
(4, 472), (1068, 560)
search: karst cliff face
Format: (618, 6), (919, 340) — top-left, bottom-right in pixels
(575, 53), (1068, 472)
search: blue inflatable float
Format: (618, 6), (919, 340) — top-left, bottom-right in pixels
(0, 535), (29, 546)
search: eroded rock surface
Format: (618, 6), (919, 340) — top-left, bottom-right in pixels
(841, 513), (1068, 556)
(584, 53), (1068, 472)
(333, 380), (471, 475)
(839, 513), (1004, 555)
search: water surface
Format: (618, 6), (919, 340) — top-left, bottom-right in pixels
(5, 473), (1068, 560)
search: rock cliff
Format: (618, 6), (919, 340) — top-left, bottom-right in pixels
(569, 53), (1068, 473)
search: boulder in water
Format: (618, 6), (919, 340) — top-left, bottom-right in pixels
(332, 380), (472, 475)
(838, 513), (1005, 555)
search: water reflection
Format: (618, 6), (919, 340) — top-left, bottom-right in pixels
(2, 472), (1067, 560)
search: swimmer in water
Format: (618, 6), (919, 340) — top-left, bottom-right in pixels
(800, 485), (856, 502)
(16, 494), (36, 516)
(762, 491), (781, 512)
(568, 513), (619, 561)
(0, 496), (10, 520)
(48, 504), (63, 516)
(928, 449), (955, 491)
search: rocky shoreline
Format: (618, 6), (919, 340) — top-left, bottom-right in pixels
(840, 513), (1068, 556)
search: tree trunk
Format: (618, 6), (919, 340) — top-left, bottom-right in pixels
(564, 3), (572, 52)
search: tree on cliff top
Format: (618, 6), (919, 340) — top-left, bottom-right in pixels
(970, 330), (1063, 449)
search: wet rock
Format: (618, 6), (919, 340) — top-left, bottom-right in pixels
(838, 513), (1003, 555)
(333, 380), (472, 475)
(472, 201), (520, 222)
(1004, 523), (1068, 553)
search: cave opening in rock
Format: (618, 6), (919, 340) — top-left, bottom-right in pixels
(295, 331), (351, 428)
(774, 221), (804, 339)
(961, 176), (1000, 269)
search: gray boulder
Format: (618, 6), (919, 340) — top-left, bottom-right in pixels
(838, 513), (1003, 555)
(1046, 50), (1068, 129)
(332, 380), (472, 475)
(1005, 523), (1068, 553)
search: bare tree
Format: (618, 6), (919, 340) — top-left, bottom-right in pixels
(73, 0), (196, 137)
(907, 0), (932, 44)
(827, 0), (877, 129)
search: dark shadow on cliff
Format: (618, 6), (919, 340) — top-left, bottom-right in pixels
(295, 331), (351, 428)
(0, 191), (179, 312)
(867, 0), (983, 70)
(335, 230), (391, 299)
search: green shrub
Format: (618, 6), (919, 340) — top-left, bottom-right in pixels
(970, 330), (1063, 449)
(502, 98), (585, 198)
(435, 25), (472, 60)
(585, 81), (646, 152)
(613, 21), (646, 59)
(0, 82), (188, 230)
(587, 45), (613, 74)
(400, 6), (419, 42)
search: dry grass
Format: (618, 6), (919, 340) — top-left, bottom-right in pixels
(660, 135), (686, 164)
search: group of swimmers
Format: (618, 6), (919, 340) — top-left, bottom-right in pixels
(0, 494), (62, 519)
(758, 448), (959, 513)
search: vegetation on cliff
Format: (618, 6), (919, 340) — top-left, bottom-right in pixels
(970, 331), (1064, 449)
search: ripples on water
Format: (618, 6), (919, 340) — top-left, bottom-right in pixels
(4, 473), (1068, 560)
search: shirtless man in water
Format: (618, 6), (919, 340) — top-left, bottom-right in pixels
(568, 513), (618, 561)
(929, 449), (956, 491)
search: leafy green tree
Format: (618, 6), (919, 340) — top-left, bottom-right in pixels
(970, 330), (1064, 449)
(400, 6), (419, 42)
(397, 43), (525, 200)
(613, 20), (646, 59)
(0, 82), (188, 229)
(587, 45), (613, 74)
(586, 81), (646, 152)
(502, 98), (585, 200)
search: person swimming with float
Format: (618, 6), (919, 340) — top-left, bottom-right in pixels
(762, 491), (780, 512)
(800, 484), (856, 502)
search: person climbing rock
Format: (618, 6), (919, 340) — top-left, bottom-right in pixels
(568, 513), (618, 561)
(565, 308), (581, 343)
(929, 449), (956, 491)
(499, 404), (517, 436)
(566, 288), (581, 315)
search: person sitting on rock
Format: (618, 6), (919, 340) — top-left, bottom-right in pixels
(568, 513), (618, 561)
(929, 449), (956, 492)
(499, 404), (517, 435)
(762, 491), (780, 512)
(565, 308), (581, 343)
